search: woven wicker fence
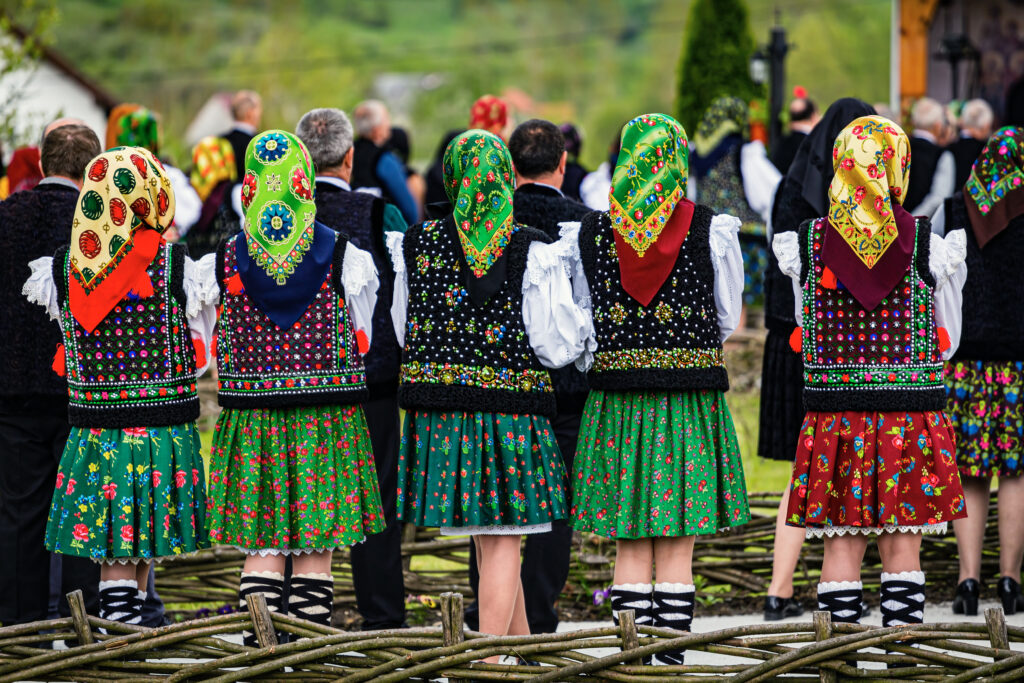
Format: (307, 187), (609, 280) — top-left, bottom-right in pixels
(154, 492), (1000, 620)
(1, 589), (1021, 682)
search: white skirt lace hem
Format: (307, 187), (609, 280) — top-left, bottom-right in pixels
(96, 550), (202, 565)
(235, 543), (364, 557)
(806, 522), (947, 539)
(440, 523), (551, 536)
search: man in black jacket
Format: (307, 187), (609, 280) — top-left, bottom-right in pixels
(223, 90), (262, 181)
(296, 107), (407, 630)
(948, 99), (994, 189)
(0, 120), (102, 629)
(465, 119), (591, 634)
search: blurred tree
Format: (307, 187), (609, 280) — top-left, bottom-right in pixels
(0, 0), (58, 151)
(675, 0), (760, 135)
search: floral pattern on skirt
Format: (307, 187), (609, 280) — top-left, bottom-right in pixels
(45, 423), (208, 562)
(786, 411), (966, 531)
(397, 411), (568, 528)
(945, 360), (1024, 478)
(571, 389), (750, 539)
(206, 405), (384, 552)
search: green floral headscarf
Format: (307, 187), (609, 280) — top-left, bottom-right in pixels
(442, 130), (517, 278)
(964, 126), (1024, 248)
(240, 130), (317, 284)
(692, 96), (748, 157)
(115, 108), (161, 154)
(609, 113), (689, 256)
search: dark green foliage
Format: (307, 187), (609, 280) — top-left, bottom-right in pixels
(676, 0), (761, 135)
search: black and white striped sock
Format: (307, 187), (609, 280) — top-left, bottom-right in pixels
(881, 571), (925, 627)
(817, 581), (864, 623)
(99, 579), (142, 631)
(239, 571), (286, 648)
(289, 573), (334, 628)
(652, 582), (695, 666)
(610, 583), (654, 627)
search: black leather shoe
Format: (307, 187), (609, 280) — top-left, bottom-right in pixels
(764, 595), (804, 621)
(952, 579), (981, 616)
(997, 577), (1024, 615)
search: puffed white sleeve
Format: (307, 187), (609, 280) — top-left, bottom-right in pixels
(342, 242), (379, 354)
(386, 231), (408, 347)
(166, 165), (202, 235)
(522, 229), (592, 369)
(929, 230), (968, 360)
(183, 253), (221, 376)
(22, 256), (59, 321)
(709, 214), (744, 342)
(772, 231), (804, 326)
(557, 221), (598, 371)
(740, 141), (783, 224)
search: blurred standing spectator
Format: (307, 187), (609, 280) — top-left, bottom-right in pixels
(424, 129), (464, 215)
(948, 99), (995, 188)
(224, 90), (262, 181)
(558, 122), (588, 202)
(905, 97), (956, 217)
(0, 121), (102, 630)
(296, 107), (407, 630)
(186, 137), (239, 258)
(579, 129), (622, 211)
(469, 94), (512, 140)
(1, 147), (43, 198)
(351, 100), (418, 225)
(386, 126), (425, 220)
(108, 106), (201, 238)
(770, 91), (820, 175)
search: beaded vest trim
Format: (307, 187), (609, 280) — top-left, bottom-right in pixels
(56, 242), (199, 428)
(579, 207), (729, 392)
(800, 217), (945, 412)
(215, 236), (368, 409)
(397, 216), (556, 417)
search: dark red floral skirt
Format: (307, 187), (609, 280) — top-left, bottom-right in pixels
(785, 411), (966, 532)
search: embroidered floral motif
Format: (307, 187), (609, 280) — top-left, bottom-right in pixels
(966, 127), (1024, 216)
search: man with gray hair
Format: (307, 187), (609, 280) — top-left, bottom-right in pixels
(0, 120), (102, 630)
(905, 97), (956, 218)
(224, 89), (263, 180)
(296, 108), (408, 630)
(349, 100), (418, 225)
(948, 99), (995, 188)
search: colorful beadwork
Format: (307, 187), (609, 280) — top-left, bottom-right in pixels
(216, 235), (367, 407)
(592, 347), (725, 372)
(58, 243), (199, 423)
(401, 361), (552, 394)
(800, 217), (944, 407)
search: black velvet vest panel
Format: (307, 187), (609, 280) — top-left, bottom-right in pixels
(905, 136), (942, 212)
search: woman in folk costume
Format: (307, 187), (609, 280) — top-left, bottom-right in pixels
(201, 131), (384, 640)
(22, 146), (216, 626)
(186, 136), (239, 258)
(760, 98), (875, 621)
(690, 96), (769, 310)
(774, 116), (968, 628)
(389, 130), (584, 657)
(569, 113), (750, 665)
(934, 127), (1024, 616)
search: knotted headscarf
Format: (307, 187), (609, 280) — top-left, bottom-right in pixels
(442, 129), (517, 304)
(237, 129), (334, 329)
(69, 146), (176, 332)
(190, 136), (237, 203)
(825, 115), (916, 310)
(608, 113), (694, 305)
(692, 96), (748, 158)
(113, 107), (160, 154)
(468, 95), (509, 139)
(964, 126), (1024, 248)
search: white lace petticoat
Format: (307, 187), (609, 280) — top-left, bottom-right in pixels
(806, 522), (947, 539)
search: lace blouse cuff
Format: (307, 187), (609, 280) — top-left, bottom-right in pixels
(928, 229), (967, 287)
(342, 243), (379, 348)
(772, 231), (802, 280)
(183, 253), (221, 320)
(23, 256), (59, 321)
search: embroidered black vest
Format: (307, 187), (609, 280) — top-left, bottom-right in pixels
(797, 217), (945, 411)
(53, 242), (199, 428)
(399, 216), (556, 417)
(944, 195), (1024, 361)
(579, 206), (729, 392)
(314, 181), (401, 394)
(214, 234), (368, 409)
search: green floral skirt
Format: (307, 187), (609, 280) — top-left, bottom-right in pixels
(571, 390), (750, 538)
(45, 423), (208, 562)
(206, 405), (384, 553)
(397, 410), (569, 529)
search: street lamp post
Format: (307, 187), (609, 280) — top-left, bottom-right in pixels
(767, 24), (789, 149)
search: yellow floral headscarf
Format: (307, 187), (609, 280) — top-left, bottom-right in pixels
(190, 136), (237, 203)
(827, 115), (911, 268)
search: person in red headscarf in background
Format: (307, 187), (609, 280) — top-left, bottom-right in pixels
(469, 94), (512, 141)
(0, 147), (44, 199)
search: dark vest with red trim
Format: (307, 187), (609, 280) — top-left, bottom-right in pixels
(398, 216), (556, 417)
(797, 217), (945, 411)
(214, 234), (368, 409)
(578, 206), (729, 392)
(53, 242), (199, 428)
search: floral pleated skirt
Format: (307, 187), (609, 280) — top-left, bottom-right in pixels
(570, 389), (750, 539)
(786, 411), (967, 537)
(45, 423), (208, 563)
(945, 360), (1024, 479)
(206, 405), (384, 553)
(397, 410), (568, 532)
